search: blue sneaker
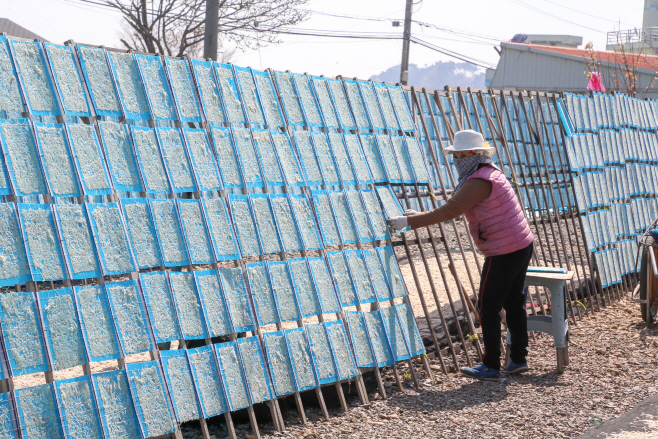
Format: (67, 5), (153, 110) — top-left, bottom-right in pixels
(503, 361), (529, 374)
(460, 364), (501, 380)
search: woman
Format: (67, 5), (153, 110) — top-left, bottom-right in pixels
(387, 130), (534, 380)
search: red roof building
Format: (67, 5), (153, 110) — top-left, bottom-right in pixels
(489, 42), (658, 97)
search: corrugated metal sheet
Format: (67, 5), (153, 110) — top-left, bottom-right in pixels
(490, 42), (658, 97)
(0, 18), (47, 41)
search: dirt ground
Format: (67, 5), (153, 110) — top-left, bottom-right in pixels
(257, 299), (658, 439)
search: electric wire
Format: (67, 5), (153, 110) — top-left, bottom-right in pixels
(538, 0), (635, 27)
(60, 0), (499, 68)
(506, 0), (606, 33)
(308, 9), (504, 43)
(410, 36), (496, 68)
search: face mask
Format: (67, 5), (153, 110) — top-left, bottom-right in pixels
(454, 155), (484, 181)
(452, 154), (494, 192)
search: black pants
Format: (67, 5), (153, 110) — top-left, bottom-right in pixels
(477, 243), (533, 370)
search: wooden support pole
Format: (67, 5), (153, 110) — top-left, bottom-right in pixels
(335, 381), (349, 412)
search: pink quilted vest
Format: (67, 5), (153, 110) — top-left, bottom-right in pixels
(463, 166), (534, 257)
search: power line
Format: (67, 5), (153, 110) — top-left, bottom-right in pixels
(268, 28), (497, 69)
(308, 9), (504, 43)
(412, 21), (503, 44)
(506, 0), (606, 33)
(537, 0), (635, 27)
(59, 0), (499, 68)
(270, 28), (403, 39)
(63, 0), (173, 17)
(412, 34), (493, 46)
(309, 10), (390, 23)
(411, 36), (496, 69)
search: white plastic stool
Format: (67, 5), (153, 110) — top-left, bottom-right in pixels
(505, 268), (574, 373)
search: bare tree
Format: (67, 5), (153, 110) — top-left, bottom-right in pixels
(105, 0), (311, 58)
(583, 38), (658, 97)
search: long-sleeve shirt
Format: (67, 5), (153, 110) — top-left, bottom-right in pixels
(406, 178), (493, 230)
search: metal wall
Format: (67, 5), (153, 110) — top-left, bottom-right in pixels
(490, 44), (658, 99)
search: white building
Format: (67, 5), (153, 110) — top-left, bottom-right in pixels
(606, 0), (658, 55)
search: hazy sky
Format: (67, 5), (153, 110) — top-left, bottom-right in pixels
(0, 0), (644, 79)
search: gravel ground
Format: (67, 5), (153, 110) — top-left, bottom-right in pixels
(219, 299), (657, 439)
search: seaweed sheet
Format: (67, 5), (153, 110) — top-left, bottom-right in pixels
(44, 43), (91, 117)
(38, 288), (87, 371)
(285, 328), (318, 392)
(160, 349), (201, 423)
(74, 285), (121, 362)
(306, 257), (340, 314)
(105, 279), (154, 356)
(187, 345), (228, 418)
(0, 203), (30, 285)
(234, 66), (265, 125)
(210, 126), (243, 188)
(97, 121), (142, 192)
(91, 369), (141, 439)
(134, 54), (176, 121)
(65, 123), (112, 196)
(156, 127), (195, 193)
(228, 194), (261, 258)
(215, 341), (251, 411)
(15, 383), (63, 438)
(8, 39), (59, 116)
(263, 331), (297, 397)
(194, 269), (232, 338)
(53, 375), (103, 439)
(75, 45), (122, 117)
(140, 271), (181, 344)
(236, 336), (274, 404)
(126, 361), (176, 437)
(121, 198), (162, 269)
(107, 51), (150, 120)
(0, 291), (48, 376)
(305, 323), (338, 385)
(267, 261), (300, 323)
(149, 199), (190, 267)
(33, 122), (81, 198)
(54, 204), (102, 280)
(177, 198), (214, 265)
(287, 257), (321, 318)
(246, 262), (278, 327)
(190, 59), (226, 126)
(250, 194), (282, 255)
(169, 271), (208, 341)
(164, 57), (202, 123)
(18, 203), (66, 282)
(324, 319), (358, 380)
(87, 202), (136, 275)
(200, 197), (240, 261)
(218, 267), (255, 333)
(344, 311), (376, 368)
(326, 251), (358, 308)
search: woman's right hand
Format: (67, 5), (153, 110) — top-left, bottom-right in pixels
(404, 209), (419, 216)
(387, 216), (408, 231)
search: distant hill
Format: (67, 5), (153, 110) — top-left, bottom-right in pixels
(370, 61), (485, 89)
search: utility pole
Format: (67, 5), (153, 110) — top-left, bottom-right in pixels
(399, 0), (414, 85)
(203, 0), (219, 60)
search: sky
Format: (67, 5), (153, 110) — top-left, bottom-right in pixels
(0, 0), (645, 80)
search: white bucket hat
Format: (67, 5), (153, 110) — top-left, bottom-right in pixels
(443, 129), (495, 157)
